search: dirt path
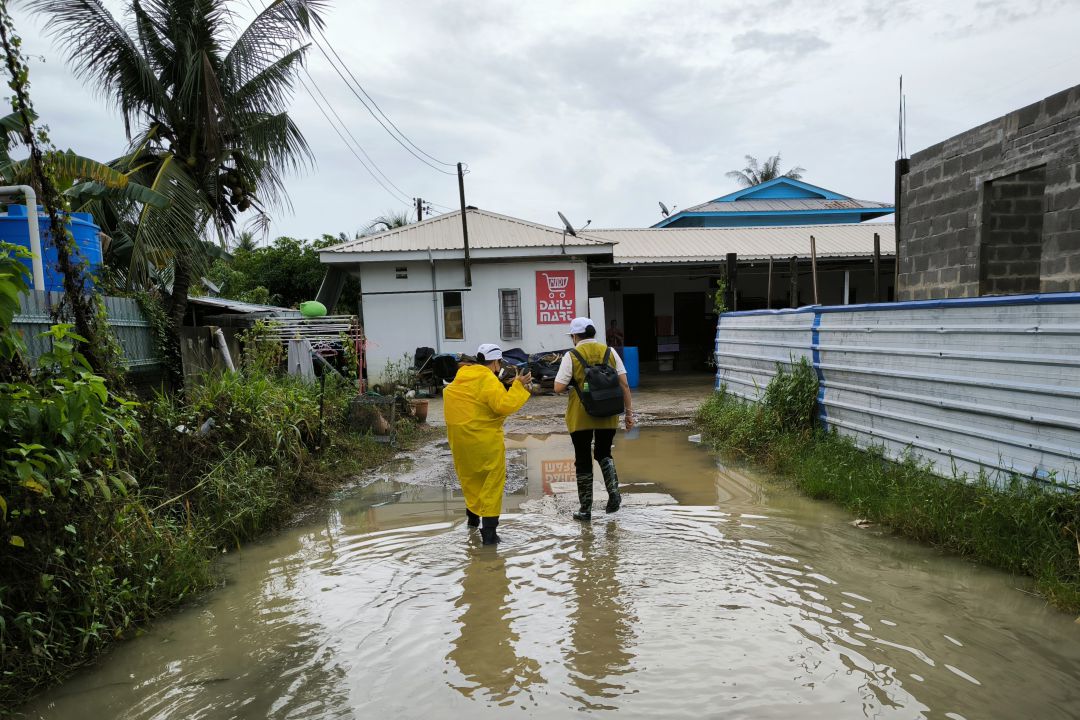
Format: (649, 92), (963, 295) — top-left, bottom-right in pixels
(423, 372), (714, 434)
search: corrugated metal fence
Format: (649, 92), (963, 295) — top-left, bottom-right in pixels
(715, 293), (1080, 487)
(13, 291), (160, 371)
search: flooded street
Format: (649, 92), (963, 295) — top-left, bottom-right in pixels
(23, 429), (1080, 719)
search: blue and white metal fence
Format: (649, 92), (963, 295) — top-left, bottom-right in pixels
(13, 291), (160, 371)
(715, 293), (1080, 487)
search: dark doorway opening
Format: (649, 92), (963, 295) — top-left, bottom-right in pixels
(623, 293), (656, 362)
(674, 291), (713, 371)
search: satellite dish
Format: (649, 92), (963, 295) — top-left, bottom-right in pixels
(659, 201), (670, 217)
(557, 211), (577, 237)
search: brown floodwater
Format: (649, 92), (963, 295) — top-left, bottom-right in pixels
(21, 428), (1080, 719)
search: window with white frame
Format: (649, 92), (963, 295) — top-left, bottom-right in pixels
(499, 289), (522, 341)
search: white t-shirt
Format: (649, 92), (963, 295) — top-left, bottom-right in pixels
(555, 339), (627, 385)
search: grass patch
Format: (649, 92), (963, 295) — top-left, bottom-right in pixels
(1, 367), (429, 713)
(695, 358), (1080, 613)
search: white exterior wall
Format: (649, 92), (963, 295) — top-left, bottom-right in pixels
(359, 258), (589, 381)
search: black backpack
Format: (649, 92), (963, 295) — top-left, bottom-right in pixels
(568, 347), (625, 417)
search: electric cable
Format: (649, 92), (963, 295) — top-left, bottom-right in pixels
(302, 67), (414, 202)
(310, 35), (456, 175)
(314, 24), (457, 169)
(301, 81), (413, 206)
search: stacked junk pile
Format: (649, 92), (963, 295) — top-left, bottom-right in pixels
(411, 346), (566, 396)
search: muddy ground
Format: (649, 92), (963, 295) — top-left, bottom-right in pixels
(358, 373), (714, 492)
(423, 372), (714, 433)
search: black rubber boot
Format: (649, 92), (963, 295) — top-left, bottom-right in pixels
(599, 457), (621, 513)
(480, 516), (501, 545)
(466, 508), (480, 529)
(572, 473), (593, 522)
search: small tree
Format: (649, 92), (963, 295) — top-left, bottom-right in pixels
(726, 154), (805, 188)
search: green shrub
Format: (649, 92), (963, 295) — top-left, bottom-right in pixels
(0, 244), (428, 710)
(695, 358), (1080, 613)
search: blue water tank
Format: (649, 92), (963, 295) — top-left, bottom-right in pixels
(0, 204), (103, 291)
(622, 346), (640, 389)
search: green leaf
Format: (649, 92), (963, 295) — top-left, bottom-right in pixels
(64, 524), (76, 535)
(0, 494), (6, 522)
(21, 478), (48, 495)
(9, 535), (24, 548)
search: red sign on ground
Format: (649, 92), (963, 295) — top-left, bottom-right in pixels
(541, 459), (576, 495)
(536, 270), (576, 324)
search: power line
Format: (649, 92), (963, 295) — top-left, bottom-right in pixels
(302, 68), (414, 203)
(313, 25), (457, 169)
(301, 81), (413, 206)
(309, 32), (456, 176)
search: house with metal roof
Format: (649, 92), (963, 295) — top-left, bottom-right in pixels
(318, 209), (616, 378)
(654, 177), (894, 228)
(318, 207), (894, 380)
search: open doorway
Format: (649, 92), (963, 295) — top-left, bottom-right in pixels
(674, 291), (713, 372)
(623, 293), (656, 362)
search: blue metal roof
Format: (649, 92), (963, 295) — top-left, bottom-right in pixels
(654, 178), (894, 228)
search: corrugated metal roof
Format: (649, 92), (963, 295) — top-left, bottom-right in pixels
(322, 208), (611, 254)
(188, 296), (301, 315)
(681, 198), (894, 214)
(588, 224), (895, 265)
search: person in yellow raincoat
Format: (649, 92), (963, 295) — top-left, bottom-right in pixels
(444, 343), (532, 545)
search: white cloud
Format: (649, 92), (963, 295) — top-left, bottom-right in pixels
(8, 0), (1080, 238)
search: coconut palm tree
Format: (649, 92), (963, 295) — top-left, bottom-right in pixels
(725, 154), (806, 188)
(28, 0), (326, 327)
(363, 209), (413, 235)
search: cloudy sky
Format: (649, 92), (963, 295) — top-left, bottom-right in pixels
(11, 0), (1080, 241)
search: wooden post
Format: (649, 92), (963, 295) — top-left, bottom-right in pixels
(725, 252), (737, 312)
(873, 232), (881, 303)
(457, 163), (472, 287)
(788, 255), (798, 308)
(766, 255), (773, 309)
(416, 197), (423, 222)
(810, 235), (819, 305)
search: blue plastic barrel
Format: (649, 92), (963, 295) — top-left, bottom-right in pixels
(0, 205), (103, 291)
(622, 346), (639, 388)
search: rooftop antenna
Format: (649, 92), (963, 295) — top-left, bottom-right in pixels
(557, 211), (577, 237)
(894, 75), (909, 295)
(659, 201), (670, 217)
(557, 210), (577, 255)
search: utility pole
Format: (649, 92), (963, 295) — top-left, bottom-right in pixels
(457, 163), (472, 287)
(415, 197), (423, 222)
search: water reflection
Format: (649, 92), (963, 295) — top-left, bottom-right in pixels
(20, 429), (1080, 720)
(447, 548), (542, 703)
(565, 522), (636, 710)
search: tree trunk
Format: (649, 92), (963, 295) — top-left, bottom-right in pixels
(168, 257), (192, 331)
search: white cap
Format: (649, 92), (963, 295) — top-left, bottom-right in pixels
(476, 343), (502, 361)
(567, 317), (593, 335)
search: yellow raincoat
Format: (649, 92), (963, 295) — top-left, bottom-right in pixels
(444, 364), (531, 517)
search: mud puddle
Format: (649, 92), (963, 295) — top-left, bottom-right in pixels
(22, 428), (1080, 719)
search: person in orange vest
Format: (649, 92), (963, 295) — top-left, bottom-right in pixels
(553, 318), (635, 522)
(444, 344), (532, 545)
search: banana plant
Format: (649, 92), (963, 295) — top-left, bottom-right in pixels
(0, 111), (169, 211)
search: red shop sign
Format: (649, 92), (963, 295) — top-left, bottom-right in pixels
(535, 270), (576, 324)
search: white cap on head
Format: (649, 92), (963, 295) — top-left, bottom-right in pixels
(567, 317), (593, 335)
(476, 343), (502, 361)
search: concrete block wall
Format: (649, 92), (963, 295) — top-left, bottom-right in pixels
(898, 84), (1080, 299)
(980, 166), (1046, 295)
